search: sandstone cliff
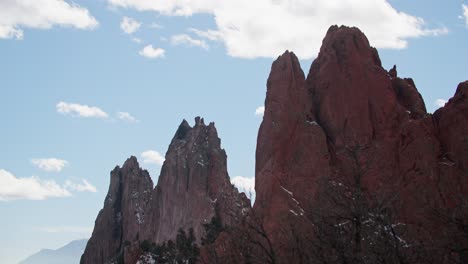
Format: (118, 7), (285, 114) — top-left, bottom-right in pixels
(252, 25), (468, 263)
(81, 118), (250, 264)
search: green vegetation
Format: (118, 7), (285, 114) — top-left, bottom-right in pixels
(140, 228), (199, 264)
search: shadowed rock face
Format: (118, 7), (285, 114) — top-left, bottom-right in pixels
(81, 118), (250, 264)
(81, 156), (153, 264)
(254, 25), (467, 261)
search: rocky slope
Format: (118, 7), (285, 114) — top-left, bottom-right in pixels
(81, 118), (250, 264)
(254, 25), (468, 262)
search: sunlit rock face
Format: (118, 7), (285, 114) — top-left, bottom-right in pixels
(253, 25), (468, 262)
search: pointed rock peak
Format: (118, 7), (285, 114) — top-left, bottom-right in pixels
(271, 50), (303, 77)
(389, 65), (397, 78)
(175, 119), (192, 140)
(194, 116), (205, 127)
(320, 25), (381, 67)
(455, 81), (468, 98)
(122, 155), (140, 169)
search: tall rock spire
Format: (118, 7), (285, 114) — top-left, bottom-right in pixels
(253, 25), (468, 262)
(82, 118), (250, 264)
(81, 156), (153, 264)
(144, 117), (250, 244)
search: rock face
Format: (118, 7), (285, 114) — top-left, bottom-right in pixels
(255, 25), (468, 262)
(81, 118), (250, 264)
(144, 117), (250, 244)
(83, 25), (468, 263)
(81, 157), (153, 264)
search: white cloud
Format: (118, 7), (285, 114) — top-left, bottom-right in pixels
(141, 150), (165, 165)
(39, 226), (93, 236)
(255, 106), (265, 116)
(57, 101), (109, 118)
(64, 179), (97, 193)
(0, 169), (71, 201)
(139, 45), (165, 58)
(120, 16), (141, 34)
(171, 34), (209, 50)
(0, 0), (98, 40)
(117, 111), (139, 123)
(132, 37), (142, 43)
(31, 158), (68, 172)
(463, 4), (468, 27)
(107, 0), (447, 59)
(188, 28), (223, 42)
(435, 98), (447, 108)
(149, 23), (163, 29)
(231, 176), (255, 201)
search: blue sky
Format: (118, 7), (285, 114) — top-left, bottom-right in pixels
(0, 0), (467, 263)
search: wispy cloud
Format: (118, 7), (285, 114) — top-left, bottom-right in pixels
(139, 45), (165, 59)
(0, 169), (71, 201)
(131, 37), (142, 43)
(435, 99), (447, 108)
(171, 34), (209, 50)
(65, 179), (97, 193)
(463, 4), (468, 27)
(0, 0), (97, 40)
(31, 158), (68, 172)
(141, 150), (165, 165)
(149, 23), (163, 29)
(57, 101), (108, 118)
(255, 106), (265, 116)
(117, 111), (139, 123)
(188, 28), (223, 42)
(120, 16), (141, 34)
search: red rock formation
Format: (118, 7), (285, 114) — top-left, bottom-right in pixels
(82, 25), (468, 263)
(81, 156), (153, 264)
(81, 118), (250, 264)
(144, 117), (250, 244)
(254, 25), (468, 262)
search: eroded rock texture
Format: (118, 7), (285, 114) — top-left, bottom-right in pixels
(254, 25), (467, 263)
(81, 118), (250, 264)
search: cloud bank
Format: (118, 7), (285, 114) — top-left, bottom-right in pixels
(0, 0), (97, 40)
(108, 0), (447, 59)
(0, 169), (97, 201)
(0, 169), (71, 201)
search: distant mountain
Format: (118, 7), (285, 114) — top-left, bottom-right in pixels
(19, 239), (87, 264)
